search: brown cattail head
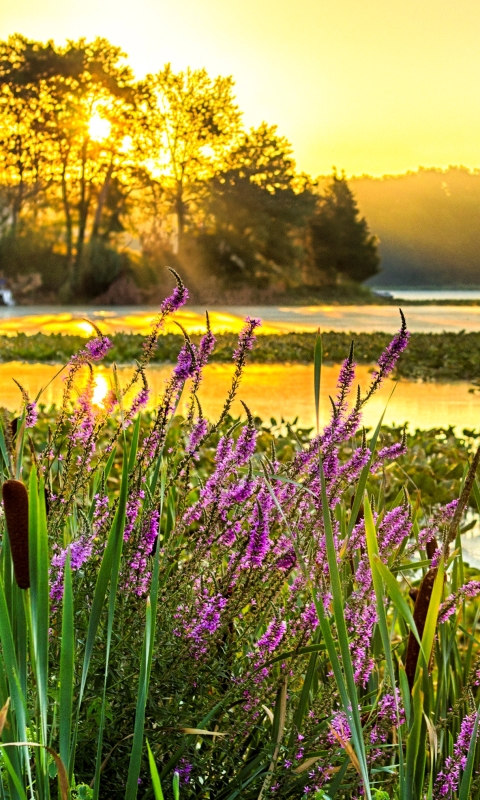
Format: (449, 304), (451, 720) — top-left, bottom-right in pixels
(2, 479), (30, 589)
(425, 535), (438, 561)
(404, 567), (437, 691)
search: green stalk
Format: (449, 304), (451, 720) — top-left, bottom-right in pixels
(318, 456), (371, 797)
(364, 495), (405, 797)
(59, 552), (74, 776)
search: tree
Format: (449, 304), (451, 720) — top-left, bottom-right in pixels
(145, 65), (242, 250)
(199, 124), (315, 287)
(0, 35), (150, 296)
(308, 172), (380, 285)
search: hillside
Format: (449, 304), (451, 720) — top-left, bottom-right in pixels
(346, 167), (480, 286)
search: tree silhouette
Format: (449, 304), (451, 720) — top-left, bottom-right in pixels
(308, 172), (380, 286)
(201, 124), (315, 286)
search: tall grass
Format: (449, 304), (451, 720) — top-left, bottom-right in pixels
(0, 277), (479, 798)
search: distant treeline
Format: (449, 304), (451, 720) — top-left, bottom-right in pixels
(349, 167), (480, 287)
(0, 35), (379, 304)
(3, 329), (480, 382)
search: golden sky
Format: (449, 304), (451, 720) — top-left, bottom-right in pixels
(1, 0), (479, 177)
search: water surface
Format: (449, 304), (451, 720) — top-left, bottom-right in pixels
(1, 304), (480, 337)
(2, 362), (478, 433)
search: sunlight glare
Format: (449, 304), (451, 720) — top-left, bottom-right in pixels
(92, 373), (110, 406)
(89, 113), (111, 142)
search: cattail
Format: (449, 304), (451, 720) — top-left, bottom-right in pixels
(425, 535), (438, 560)
(405, 567), (437, 690)
(2, 479), (30, 589)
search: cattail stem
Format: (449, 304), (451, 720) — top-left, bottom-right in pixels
(2, 479), (30, 589)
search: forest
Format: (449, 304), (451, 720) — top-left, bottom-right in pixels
(0, 35), (380, 304)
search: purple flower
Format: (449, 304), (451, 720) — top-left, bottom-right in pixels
(439, 580), (480, 623)
(126, 509), (160, 595)
(160, 283), (189, 314)
(25, 401), (38, 428)
(174, 586), (227, 658)
(84, 336), (112, 361)
(186, 417), (208, 455)
(235, 423), (257, 465)
(233, 317), (262, 364)
(173, 343), (196, 381)
(435, 713), (478, 797)
(256, 618), (287, 654)
(370, 311), (409, 385)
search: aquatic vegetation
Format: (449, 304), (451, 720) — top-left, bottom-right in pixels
(4, 328), (480, 383)
(1, 279), (480, 798)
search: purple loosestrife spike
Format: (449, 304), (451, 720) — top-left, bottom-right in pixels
(256, 618), (287, 654)
(369, 310), (409, 386)
(438, 580), (480, 623)
(435, 713), (479, 797)
(186, 417), (208, 455)
(84, 335), (112, 361)
(233, 317), (262, 364)
(2, 479), (30, 589)
(160, 268), (189, 313)
(25, 402), (38, 428)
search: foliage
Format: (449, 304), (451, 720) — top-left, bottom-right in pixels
(0, 35), (378, 301)
(308, 172), (380, 286)
(1, 278), (480, 799)
(4, 329), (480, 383)
(196, 124), (316, 287)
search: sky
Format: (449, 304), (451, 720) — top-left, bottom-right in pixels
(1, 0), (479, 178)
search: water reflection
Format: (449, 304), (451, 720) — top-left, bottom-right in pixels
(1, 362), (479, 433)
(2, 304), (480, 336)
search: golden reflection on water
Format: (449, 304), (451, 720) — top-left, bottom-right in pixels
(1, 362), (479, 433)
(0, 310), (284, 337)
(3, 304), (480, 338)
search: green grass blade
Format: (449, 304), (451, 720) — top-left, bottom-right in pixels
(0, 748), (27, 800)
(373, 558), (423, 649)
(92, 446), (130, 799)
(364, 496), (405, 794)
(318, 456), (371, 797)
(288, 628), (321, 748)
(147, 741), (165, 800)
(124, 598), (153, 799)
(35, 478), (50, 746)
(59, 552), (74, 773)
(71, 444), (130, 775)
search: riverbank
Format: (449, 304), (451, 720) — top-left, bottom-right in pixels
(2, 329), (480, 382)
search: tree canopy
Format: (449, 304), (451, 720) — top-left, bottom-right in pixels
(0, 35), (380, 301)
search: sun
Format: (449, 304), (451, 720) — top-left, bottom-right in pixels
(88, 112), (111, 142)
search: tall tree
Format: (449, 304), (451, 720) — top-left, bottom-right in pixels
(200, 124), (315, 286)
(308, 172), (380, 285)
(0, 35), (149, 294)
(145, 65), (242, 250)
(0, 36), (60, 236)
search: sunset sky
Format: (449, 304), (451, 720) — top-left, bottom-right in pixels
(1, 0), (479, 178)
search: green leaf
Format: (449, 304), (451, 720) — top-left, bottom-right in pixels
(147, 741), (164, 800)
(59, 551), (74, 774)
